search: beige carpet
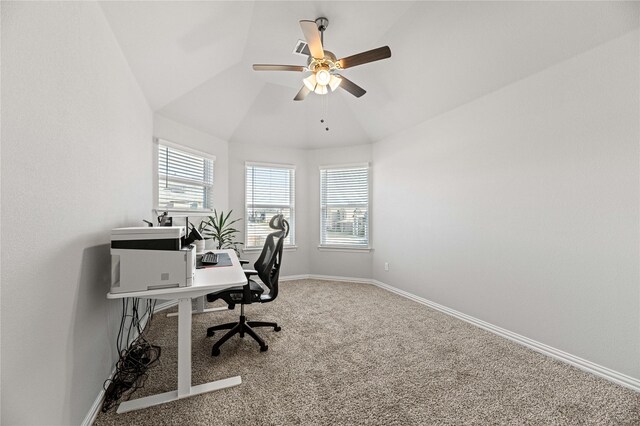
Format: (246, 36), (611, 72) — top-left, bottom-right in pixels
(95, 279), (640, 425)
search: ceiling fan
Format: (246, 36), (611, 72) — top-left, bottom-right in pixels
(252, 17), (391, 101)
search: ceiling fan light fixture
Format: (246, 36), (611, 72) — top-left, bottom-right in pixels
(314, 85), (328, 95)
(304, 70), (331, 95)
(303, 74), (317, 91)
(315, 68), (331, 86)
(328, 75), (342, 92)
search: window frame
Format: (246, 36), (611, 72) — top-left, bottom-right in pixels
(318, 162), (371, 251)
(244, 161), (296, 250)
(153, 137), (216, 215)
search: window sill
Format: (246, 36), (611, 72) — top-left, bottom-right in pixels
(317, 246), (373, 253)
(243, 245), (298, 253)
(153, 208), (214, 217)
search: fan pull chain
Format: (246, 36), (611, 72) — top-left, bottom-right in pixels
(320, 94), (329, 131)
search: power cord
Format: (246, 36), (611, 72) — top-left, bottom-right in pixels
(101, 298), (161, 412)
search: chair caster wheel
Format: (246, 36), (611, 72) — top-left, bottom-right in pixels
(207, 329), (215, 337)
(260, 345), (268, 352)
(212, 348), (220, 357)
(274, 326), (281, 332)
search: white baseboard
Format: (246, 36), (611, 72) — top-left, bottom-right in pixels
(82, 364), (115, 426)
(281, 274), (372, 284)
(308, 274), (374, 284)
(279, 274), (311, 281)
(285, 274), (640, 393)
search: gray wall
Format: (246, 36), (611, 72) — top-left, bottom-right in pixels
(227, 143), (374, 279)
(153, 114), (230, 245)
(228, 143), (311, 276)
(306, 144), (373, 279)
(371, 30), (640, 379)
(1, 2), (152, 424)
(2, 4), (637, 424)
(154, 114), (230, 212)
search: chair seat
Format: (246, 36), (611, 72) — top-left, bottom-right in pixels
(206, 279), (264, 304)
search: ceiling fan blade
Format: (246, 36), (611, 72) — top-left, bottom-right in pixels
(294, 85), (311, 101)
(337, 46), (391, 69)
(336, 75), (366, 98)
(252, 64), (306, 72)
(299, 20), (325, 59)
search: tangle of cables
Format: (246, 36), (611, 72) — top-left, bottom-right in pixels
(102, 298), (161, 412)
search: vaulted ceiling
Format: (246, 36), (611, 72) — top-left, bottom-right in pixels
(100, 1), (639, 149)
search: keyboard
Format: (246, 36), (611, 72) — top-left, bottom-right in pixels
(201, 252), (218, 265)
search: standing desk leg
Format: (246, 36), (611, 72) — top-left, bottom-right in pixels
(177, 297), (192, 396)
(115, 297), (241, 414)
(195, 296), (206, 312)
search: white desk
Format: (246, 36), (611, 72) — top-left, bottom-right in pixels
(107, 249), (247, 414)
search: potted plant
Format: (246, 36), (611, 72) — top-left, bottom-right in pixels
(200, 210), (243, 254)
(187, 222), (207, 254)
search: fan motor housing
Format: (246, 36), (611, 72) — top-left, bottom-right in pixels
(307, 50), (337, 69)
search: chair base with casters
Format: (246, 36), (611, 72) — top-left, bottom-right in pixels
(206, 304), (281, 356)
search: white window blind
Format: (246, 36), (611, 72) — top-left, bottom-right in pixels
(156, 140), (215, 211)
(320, 164), (369, 247)
(245, 163), (295, 248)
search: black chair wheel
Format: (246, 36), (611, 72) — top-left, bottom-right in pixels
(274, 326), (281, 332)
(212, 348), (221, 357)
(260, 345), (269, 352)
(206, 329), (215, 337)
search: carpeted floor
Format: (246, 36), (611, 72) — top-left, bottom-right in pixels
(95, 279), (640, 425)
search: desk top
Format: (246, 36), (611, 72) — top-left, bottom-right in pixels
(107, 249), (246, 300)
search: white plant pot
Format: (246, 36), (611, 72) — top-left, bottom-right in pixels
(194, 239), (206, 254)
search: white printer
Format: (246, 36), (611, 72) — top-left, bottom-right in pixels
(110, 226), (196, 294)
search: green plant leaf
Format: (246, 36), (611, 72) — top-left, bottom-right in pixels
(198, 210), (243, 252)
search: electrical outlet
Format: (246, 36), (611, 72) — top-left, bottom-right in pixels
(384, 262), (389, 271)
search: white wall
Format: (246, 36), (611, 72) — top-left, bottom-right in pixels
(306, 144), (373, 279)
(154, 114), (229, 212)
(228, 143), (310, 276)
(1, 2), (152, 424)
(372, 30), (640, 379)
(2, 5), (632, 423)
(153, 118), (355, 278)
(226, 142), (373, 279)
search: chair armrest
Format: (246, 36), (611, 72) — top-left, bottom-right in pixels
(243, 269), (258, 300)
(239, 259), (250, 265)
(244, 269), (258, 278)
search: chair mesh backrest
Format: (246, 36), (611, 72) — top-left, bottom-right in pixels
(254, 214), (289, 300)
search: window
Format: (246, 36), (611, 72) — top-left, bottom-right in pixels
(320, 164), (370, 248)
(155, 138), (215, 212)
(245, 162), (295, 248)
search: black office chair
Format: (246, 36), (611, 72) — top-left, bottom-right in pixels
(205, 214), (289, 356)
